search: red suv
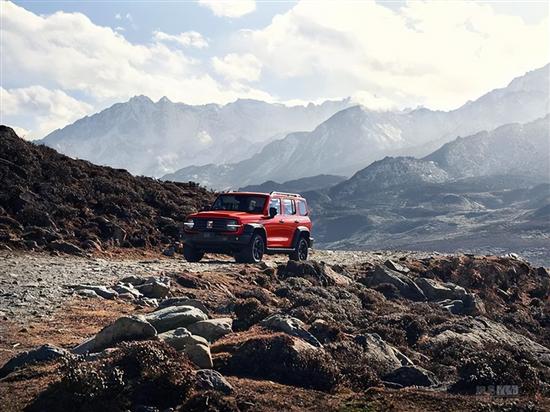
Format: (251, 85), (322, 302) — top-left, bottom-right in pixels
(182, 191), (312, 263)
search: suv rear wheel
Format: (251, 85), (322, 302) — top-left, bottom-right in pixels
(290, 236), (309, 261)
(235, 233), (264, 263)
(183, 245), (204, 262)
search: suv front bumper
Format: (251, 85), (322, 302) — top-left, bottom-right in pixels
(182, 230), (253, 253)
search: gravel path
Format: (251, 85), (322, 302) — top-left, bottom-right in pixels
(0, 249), (430, 323)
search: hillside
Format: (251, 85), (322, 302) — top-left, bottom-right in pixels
(165, 65), (550, 189)
(0, 126), (214, 254)
(39, 97), (352, 177)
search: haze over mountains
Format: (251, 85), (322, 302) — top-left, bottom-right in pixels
(40, 97), (352, 177)
(164, 65), (549, 189)
(309, 116), (550, 265)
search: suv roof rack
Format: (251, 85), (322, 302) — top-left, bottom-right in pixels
(270, 191), (302, 198)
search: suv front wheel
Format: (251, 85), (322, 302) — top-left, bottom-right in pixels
(183, 245), (204, 262)
(289, 236), (309, 261)
(235, 233), (264, 263)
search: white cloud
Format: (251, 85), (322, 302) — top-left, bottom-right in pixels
(197, 130), (213, 145)
(241, 0), (549, 109)
(198, 0), (255, 18)
(153, 30), (208, 48)
(212, 53), (262, 81)
(0, 2), (271, 109)
(0, 86), (93, 139)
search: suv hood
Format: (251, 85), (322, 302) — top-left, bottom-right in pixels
(189, 211), (264, 220)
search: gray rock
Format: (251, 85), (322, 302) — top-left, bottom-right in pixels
(354, 333), (413, 374)
(415, 277), (467, 301)
(0, 344), (68, 378)
(137, 280), (170, 299)
(119, 275), (147, 286)
(137, 297), (159, 307)
(75, 285), (118, 300)
(48, 240), (83, 255)
(384, 366), (438, 387)
(384, 259), (410, 273)
(113, 284), (142, 298)
(363, 266), (426, 301)
(187, 318), (233, 342)
(260, 314), (321, 347)
(145, 305), (208, 333)
(421, 318), (550, 366)
(163, 247), (175, 257)
(184, 343), (212, 368)
(73, 315), (157, 354)
(196, 369), (233, 394)
(158, 328), (208, 350)
(157, 297), (209, 314)
(77, 289), (99, 298)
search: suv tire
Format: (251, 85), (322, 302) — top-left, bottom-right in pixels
(289, 236), (308, 261)
(235, 233), (264, 263)
(183, 245), (204, 262)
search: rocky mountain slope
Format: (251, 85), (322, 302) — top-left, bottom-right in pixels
(166, 65), (549, 189)
(39, 97), (351, 177)
(0, 126), (214, 254)
(1, 251), (550, 411)
(308, 117), (550, 265)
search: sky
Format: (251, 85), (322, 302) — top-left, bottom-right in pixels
(1, 0), (549, 139)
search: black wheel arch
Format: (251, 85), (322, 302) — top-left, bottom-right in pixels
(291, 226), (311, 249)
(243, 223), (267, 251)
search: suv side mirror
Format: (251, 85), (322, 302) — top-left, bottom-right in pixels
(269, 207), (278, 218)
(201, 205), (211, 212)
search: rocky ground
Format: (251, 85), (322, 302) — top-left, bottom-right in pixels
(1, 249), (550, 411)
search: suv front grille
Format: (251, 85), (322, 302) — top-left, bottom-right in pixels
(192, 218), (231, 232)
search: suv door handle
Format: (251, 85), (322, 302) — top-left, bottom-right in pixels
(294, 220), (299, 223)
(279, 219), (285, 223)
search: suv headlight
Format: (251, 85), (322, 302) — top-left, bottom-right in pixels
(226, 219), (241, 231)
(183, 218), (194, 230)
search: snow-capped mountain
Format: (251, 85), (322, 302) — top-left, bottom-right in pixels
(165, 65), (549, 189)
(39, 97), (352, 177)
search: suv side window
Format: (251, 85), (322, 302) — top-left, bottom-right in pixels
(269, 198), (281, 215)
(282, 198), (295, 215)
(297, 199), (308, 216)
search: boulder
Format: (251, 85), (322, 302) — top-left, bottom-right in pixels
(48, 240), (83, 255)
(384, 259), (410, 274)
(187, 318), (233, 342)
(0, 344), (68, 378)
(75, 285), (118, 300)
(421, 318), (550, 366)
(184, 343), (212, 368)
(145, 305), (208, 333)
(195, 369), (233, 394)
(113, 284), (142, 299)
(260, 314), (321, 347)
(361, 266), (426, 301)
(77, 289), (99, 298)
(354, 333), (412, 374)
(158, 327), (208, 350)
(73, 315), (157, 354)
(277, 260), (351, 286)
(137, 279), (170, 299)
(415, 277), (467, 301)
(119, 275), (147, 286)
(384, 366), (438, 387)
(157, 297), (209, 314)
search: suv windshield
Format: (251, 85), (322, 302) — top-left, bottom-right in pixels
(211, 194), (267, 213)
